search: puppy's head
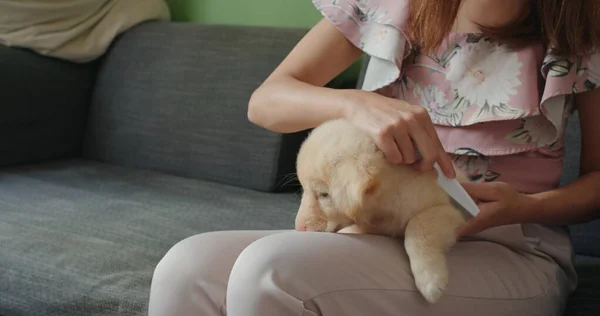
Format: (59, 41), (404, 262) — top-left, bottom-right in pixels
(295, 119), (385, 232)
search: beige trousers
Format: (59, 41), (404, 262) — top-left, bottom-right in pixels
(148, 223), (577, 316)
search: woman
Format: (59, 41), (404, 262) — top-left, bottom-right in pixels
(148, 0), (600, 315)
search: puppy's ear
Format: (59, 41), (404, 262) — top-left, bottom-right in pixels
(331, 162), (380, 223)
(346, 178), (379, 223)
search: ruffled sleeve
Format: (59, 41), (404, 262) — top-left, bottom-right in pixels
(312, 0), (410, 91)
(538, 52), (600, 144)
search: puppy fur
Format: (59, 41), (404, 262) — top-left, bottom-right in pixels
(295, 118), (469, 303)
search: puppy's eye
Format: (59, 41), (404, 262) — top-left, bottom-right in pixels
(318, 192), (329, 199)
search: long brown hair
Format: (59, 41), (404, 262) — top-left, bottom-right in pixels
(407, 0), (600, 56)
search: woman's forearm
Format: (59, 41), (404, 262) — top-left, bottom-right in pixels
(247, 19), (364, 134)
(248, 76), (353, 133)
(523, 171), (600, 226)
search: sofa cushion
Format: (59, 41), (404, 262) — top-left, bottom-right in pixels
(0, 160), (299, 316)
(83, 22), (309, 192)
(0, 45), (98, 166)
(564, 255), (600, 316)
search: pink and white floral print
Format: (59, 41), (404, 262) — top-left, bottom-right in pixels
(445, 39), (525, 124)
(313, 0), (600, 193)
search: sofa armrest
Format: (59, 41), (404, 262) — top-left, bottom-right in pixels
(83, 22), (311, 192)
(0, 45), (98, 166)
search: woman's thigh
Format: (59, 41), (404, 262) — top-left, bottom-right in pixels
(148, 230), (285, 316)
(227, 230), (569, 316)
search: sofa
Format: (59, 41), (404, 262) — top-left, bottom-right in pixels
(0, 21), (598, 316)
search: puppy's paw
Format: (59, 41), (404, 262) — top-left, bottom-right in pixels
(413, 266), (448, 303)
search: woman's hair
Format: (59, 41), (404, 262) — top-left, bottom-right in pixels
(407, 0), (600, 56)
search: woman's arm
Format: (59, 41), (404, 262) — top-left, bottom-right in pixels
(248, 18), (457, 177)
(247, 18), (363, 133)
(458, 89), (600, 236)
(521, 88), (600, 225)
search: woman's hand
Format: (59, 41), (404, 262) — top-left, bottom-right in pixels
(457, 182), (536, 236)
(342, 90), (456, 178)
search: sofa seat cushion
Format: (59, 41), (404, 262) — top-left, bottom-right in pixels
(569, 221), (600, 258)
(564, 255), (600, 316)
(0, 159), (299, 316)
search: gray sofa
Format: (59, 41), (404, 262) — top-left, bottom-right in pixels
(0, 21), (598, 316)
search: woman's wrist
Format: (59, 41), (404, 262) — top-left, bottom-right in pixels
(517, 193), (543, 224)
(515, 172), (600, 226)
(336, 89), (366, 121)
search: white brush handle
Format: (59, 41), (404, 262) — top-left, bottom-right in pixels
(433, 163), (480, 217)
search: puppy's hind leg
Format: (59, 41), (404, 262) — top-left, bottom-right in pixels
(404, 205), (465, 303)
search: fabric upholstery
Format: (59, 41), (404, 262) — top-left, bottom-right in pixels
(560, 112), (600, 258)
(0, 159), (299, 316)
(0, 45), (98, 166)
(564, 256), (600, 316)
(83, 22), (309, 192)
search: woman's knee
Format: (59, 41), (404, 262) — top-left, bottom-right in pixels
(150, 231), (274, 304)
(225, 232), (369, 315)
(228, 232), (319, 284)
(225, 232), (309, 314)
(149, 232), (238, 315)
(152, 232), (223, 285)
(227, 233), (291, 286)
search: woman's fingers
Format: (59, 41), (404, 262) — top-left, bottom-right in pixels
(437, 151), (456, 178)
(461, 182), (505, 202)
(349, 96), (454, 174)
(393, 132), (416, 164)
(403, 111), (438, 171)
(456, 202), (501, 237)
(419, 108), (456, 178)
(375, 132), (404, 164)
(411, 131), (437, 171)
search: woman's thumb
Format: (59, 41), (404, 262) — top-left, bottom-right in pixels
(461, 182), (498, 202)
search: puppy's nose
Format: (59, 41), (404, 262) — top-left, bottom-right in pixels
(296, 222), (307, 231)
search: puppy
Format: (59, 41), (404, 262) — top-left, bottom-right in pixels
(295, 118), (469, 303)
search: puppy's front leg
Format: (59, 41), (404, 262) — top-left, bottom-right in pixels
(404, 205), (465, 303)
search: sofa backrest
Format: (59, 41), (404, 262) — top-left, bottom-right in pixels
(82, 22), (308, 192)
(561, 112), (600, 257)
(0, 45), (98, 166)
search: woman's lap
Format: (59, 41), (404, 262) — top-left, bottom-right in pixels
(148, 226), (572, 316)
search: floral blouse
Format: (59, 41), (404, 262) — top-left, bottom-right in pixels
(313, 0), (600, 194)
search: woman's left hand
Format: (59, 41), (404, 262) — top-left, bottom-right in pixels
(457, 182), (536, 237)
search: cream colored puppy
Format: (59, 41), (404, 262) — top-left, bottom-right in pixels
(295, 118), (470, 303)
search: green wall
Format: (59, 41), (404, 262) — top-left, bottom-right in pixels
(166, 0), (322, 28)
(165, 0), (362, 88)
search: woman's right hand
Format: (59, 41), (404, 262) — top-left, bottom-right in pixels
(343, 89), (456, 179)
